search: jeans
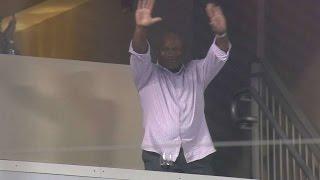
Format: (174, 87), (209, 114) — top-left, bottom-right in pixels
(142, 148), (215, 175)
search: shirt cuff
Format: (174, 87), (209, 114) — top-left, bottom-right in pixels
(212, 36), (232, 62)
(129, 40), (151, 58)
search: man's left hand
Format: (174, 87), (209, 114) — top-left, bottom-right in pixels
(206, 3), (227, 35)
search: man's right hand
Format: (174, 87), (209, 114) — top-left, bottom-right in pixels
(136, 0), (162, 27)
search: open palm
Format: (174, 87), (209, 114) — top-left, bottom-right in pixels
(136, 0), (162, 27)
(206, 3), (227, 35)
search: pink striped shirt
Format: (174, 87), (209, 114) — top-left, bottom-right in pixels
(129, 38), (230, 163)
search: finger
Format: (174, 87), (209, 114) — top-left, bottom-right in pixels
(137, 0), (143, 9)
(207, 3), (219, 16)
(142, 0), (148, 8)
(151, 17), (162, 24)
(214, 6), (223, 16)
(206, 2), (218, 9)
(207, 3), (223, 18)
(148, 0), (155, 11)
(210, 15), (224, 25)
(206, 4), (215, 17)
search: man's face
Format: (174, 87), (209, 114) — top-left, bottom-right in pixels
(158, 33), (184, 72)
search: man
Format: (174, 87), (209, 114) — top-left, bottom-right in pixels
(129, 0), (231, 175)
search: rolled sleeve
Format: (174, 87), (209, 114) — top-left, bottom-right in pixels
(212, 36), (232, 62)
(129, 41), (151, 60)
(129, 41), (154, 90)
(196, 37), (232, 88)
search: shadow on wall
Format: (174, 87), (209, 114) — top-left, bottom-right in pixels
(0, 70), (118, 166)
(0, 52), (145, 169)
(294, 52), (320, 133)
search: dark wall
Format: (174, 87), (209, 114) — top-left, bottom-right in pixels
(266, 0), (320, 88)
(0, 0), (45, 17)
(265, 0), (320, 131)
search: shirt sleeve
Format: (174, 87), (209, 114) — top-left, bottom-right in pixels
(196, 37), (231, 88)
(129, 41), (154, 90)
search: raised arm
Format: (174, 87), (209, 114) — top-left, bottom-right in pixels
(193, 3), (231, 88)
(206, 3), (229, 52)
(132, 0), (162, 53)
(129, 0), (162, 90)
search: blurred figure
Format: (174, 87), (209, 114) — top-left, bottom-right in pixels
(0, 15), (18, 55)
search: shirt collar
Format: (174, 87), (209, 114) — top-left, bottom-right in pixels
(156, 61), (185, 74)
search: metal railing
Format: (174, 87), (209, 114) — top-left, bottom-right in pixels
(232, 60), (320, 180)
